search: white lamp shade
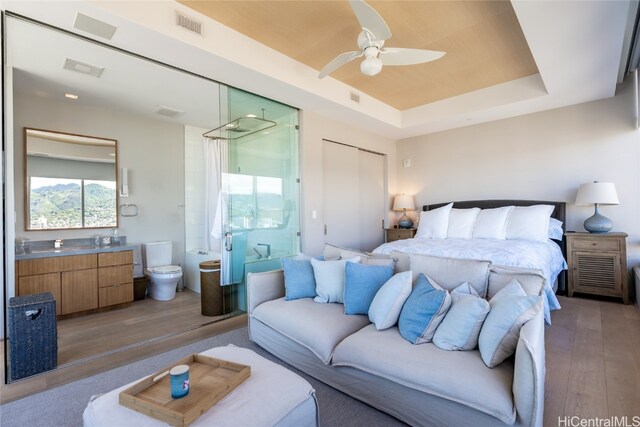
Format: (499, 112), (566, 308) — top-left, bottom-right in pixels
(393, 194), (415, 211)
(575, 182), (619, 205)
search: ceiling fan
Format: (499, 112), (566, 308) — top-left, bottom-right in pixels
(319, 0), (445, 78)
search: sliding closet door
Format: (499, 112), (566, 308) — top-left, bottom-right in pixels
(323, 140), (385, 252)
(358, 150), (385, 251)
(323, 142), (360, 249)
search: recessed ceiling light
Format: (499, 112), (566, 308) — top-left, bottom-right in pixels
(65, 93), (79, 100)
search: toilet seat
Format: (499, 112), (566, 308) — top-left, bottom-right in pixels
(149, 265), (182, 275)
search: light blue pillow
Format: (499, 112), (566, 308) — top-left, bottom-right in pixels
(311, 257), (361, 303)
(343, 262), (394, 315)
(548, 218), (564, 240)
(478, 279), (543, 367)
(281, 258), (316, 300)
(433, 282), (490, 351)
(368, 271), (412, 330)
(398, 274), (451, 344)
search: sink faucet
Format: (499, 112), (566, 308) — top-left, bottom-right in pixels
(253, 248), (263, 259)
(257, 243), (271, 259)
(54, 239), (63, 249)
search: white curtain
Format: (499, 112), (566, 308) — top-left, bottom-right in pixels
(203, 137), (227, 252)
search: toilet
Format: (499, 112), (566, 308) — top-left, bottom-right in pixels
(142, 241), (182, 301)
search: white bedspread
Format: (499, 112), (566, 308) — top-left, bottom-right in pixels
(373, 237), (566, 322)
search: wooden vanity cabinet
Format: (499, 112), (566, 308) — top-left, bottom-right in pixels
(98, 251), (134, 307)
(17, 250), (134, 316)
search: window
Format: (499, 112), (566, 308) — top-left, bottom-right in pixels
(226, 173), (284, 229)
(29, 177), (117, 229)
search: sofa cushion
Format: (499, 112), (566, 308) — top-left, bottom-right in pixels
(332, 324), (516, 424)
(479, 280), (544, 368)
(398, 274), (451, 344)
(344, 262), (394, 315)
(409, 253), (490, 297)
(322, 244), (396, 268)
(368, 271), (413, 330)
(311, 257), (360, 303)
(487, 266), (546, 300)
(251, 297), (370, 364)
(281, 258), (316, 301)
(432, 282), (490, 351)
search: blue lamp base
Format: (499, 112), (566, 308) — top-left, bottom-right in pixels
(398, 211), (413, 229)
(584, 204), (613, 233)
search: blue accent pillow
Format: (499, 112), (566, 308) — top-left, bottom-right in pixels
(398, 274), (452, 344)
(281, 258), (316, 300)
(343, 262), (394, 315)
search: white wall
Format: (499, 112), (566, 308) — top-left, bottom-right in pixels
(13, 93), (186, 266)
(184, 125), (208, 253)
(397, 78), (640, 270)
(300, 110), (397, 256)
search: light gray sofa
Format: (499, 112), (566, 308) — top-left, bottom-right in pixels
(247, 253), (546, 427)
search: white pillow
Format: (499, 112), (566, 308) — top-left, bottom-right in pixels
(312, 256), (361, 303)
(415, 203), (453, 239)
(506, 205), (555, 242)
(472, 206), (514, 240)
(478, 279), (543, 367)
(447, 208), (480, 238)
(368, 271), (413, 330)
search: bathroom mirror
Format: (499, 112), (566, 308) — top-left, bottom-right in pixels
(24, 128), (118, 230)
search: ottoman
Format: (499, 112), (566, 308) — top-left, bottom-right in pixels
(83, 346), (318, 427)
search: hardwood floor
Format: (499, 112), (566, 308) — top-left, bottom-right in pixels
(544, 296), (640, 425)
(0, 290), (246, 403)
(57, 289), (229, 366)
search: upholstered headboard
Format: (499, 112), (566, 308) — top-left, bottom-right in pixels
(423, 199), (567, 292)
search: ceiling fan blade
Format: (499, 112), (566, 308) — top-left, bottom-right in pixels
(318, 51), (362, 78)
(380, 48), (446, 66)
(349, 0), (391, 41)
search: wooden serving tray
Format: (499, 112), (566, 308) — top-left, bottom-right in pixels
(119, 354), (251, 427)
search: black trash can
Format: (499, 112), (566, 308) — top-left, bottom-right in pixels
(133, 277), (149, 301)
(200, 260), (222, 316)
(8, 292), (57, 380)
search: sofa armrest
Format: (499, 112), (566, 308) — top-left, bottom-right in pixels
(247, 269), (285, 314)
(513, 308), (545, 427)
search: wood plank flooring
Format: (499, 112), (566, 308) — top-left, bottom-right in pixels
(544, 296), (640, 426)
(57, 289), (229, 366)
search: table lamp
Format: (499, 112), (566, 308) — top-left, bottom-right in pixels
(393, 194), (415, 229)
(575, 181), (619, 233)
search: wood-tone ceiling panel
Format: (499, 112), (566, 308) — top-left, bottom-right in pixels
(179, 0), (538, 110)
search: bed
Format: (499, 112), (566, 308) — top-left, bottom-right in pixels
(372, 200), (567, 323)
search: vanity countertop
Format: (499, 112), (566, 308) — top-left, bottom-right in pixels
(16, 244), (137, 260)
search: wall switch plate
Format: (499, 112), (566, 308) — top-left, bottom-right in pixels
(403, 159), (411, 168)
(312, 210), (317, 220)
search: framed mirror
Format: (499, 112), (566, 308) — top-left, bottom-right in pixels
(24, 128), (118, 230)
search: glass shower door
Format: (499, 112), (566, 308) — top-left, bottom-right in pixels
(220, 87), (299, 312)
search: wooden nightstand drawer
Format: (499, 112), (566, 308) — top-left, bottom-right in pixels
(386, 228), (416, 242)
(571, 238), (621, 252)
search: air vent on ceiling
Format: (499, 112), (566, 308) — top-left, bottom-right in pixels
(73, 13), (117, 40)
(175, 11), (202, 35)
(350, 92), (361, 103)
(154, 106), (185, 118)
(63, 58), (104, 78)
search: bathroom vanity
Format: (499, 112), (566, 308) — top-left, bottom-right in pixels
(16, 245), (136, 316)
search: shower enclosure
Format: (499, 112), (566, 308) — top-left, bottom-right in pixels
(216, 87), (300, 312)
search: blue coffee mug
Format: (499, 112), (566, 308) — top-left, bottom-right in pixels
(170, 365), (190, 399)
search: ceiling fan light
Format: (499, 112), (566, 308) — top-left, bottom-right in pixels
(360, 56), (382, 76)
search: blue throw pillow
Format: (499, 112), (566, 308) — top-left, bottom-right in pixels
(398, 274), (452, 344)
(343, 262), (394, 315)
(281, 258), (316, 300)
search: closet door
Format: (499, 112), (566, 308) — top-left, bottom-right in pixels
(323, 142), (360, 249)
(358, 150), (385, 252)
(323, 141), (385, 252)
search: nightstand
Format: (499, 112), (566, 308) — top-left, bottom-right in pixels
(565, 232), (629, 304)
(385, 228), (417, 243)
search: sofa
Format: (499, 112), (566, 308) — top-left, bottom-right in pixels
(247, 251), (546, 427)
